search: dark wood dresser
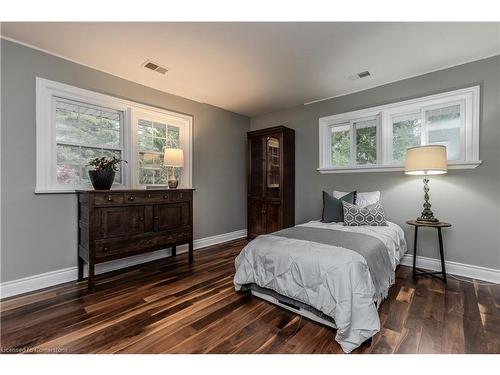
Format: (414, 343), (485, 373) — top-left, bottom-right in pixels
(77, 189), (194, 290)
(247, 126), (295, 240)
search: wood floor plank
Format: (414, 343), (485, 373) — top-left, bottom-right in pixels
(1, 239), (498, 354)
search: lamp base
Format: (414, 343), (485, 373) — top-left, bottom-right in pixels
(417, 177), (438, 223)
(168, 179), (178, 189)
(416, 216), (439, 223)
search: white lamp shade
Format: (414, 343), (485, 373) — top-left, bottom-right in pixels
(404, 145), (447, 175)
(164, 148), (184, 167)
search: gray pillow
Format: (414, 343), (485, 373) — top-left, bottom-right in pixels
(342, 201), (387, 226)
(322, 191), (356, 223)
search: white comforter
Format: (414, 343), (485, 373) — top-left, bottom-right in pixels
(233, 221), (407, 353)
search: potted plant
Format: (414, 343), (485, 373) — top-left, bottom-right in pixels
(87, 156), (127, 190)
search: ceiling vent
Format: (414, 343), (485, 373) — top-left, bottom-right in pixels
(347, 70), (371, 80)
(143, 60), (168, 75)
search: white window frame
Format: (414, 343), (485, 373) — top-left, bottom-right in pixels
(318, 85), (481, 173)
(36, 77), (192, 193)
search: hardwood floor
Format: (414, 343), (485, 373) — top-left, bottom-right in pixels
(1, 239), (499, 354)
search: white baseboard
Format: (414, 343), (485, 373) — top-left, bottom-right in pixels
(0, 229), (247, 299)
(400, 254), (500, 284)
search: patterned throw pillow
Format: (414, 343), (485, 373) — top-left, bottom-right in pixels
(342, 201), (387, 226)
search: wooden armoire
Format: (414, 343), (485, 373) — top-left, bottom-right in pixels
(247, 126), (295, 240)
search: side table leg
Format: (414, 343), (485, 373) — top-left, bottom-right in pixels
(413, 226), (418, 279)
(437, 227), (447, 284)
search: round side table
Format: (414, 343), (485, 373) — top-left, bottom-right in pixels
(406, 220), (452, 283)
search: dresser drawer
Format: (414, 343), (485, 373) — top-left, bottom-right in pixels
(95, 229), (192, 259)
(121, 191), (191, 204)
(167, 190), (192, 202)
(94, 193), (125, 206)
(145, 191), (177, 203)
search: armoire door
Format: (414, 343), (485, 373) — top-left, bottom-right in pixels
(264, 135), (281, 200)
(264, 202), (281, 233)
(248, 136), (264, 198)
(248, 199), (265, 238)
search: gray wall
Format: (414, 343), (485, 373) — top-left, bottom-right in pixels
(251, 55), (500, 270)
(1, 39), (250, 282)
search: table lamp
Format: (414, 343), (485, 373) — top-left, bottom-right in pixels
(404, 145), (447, 223)
(164, 148), (184, 189)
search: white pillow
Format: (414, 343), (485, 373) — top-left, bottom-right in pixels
(333, 190), (380, 207)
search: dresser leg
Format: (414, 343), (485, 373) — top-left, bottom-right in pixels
(171, 246), (177, 257)
(78, 256), (84, 281)
(412, 226), (418, 279)
(437, 228), (447, 284)
(88, 262), (95, 291)
(188, 241), (193, 264)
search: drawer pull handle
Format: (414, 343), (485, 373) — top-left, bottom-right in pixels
(103, 247), (109, 252)
(139, 217), (144, 221)
(154, 216), (159, 220)
(179, 193), (183, 198)
(163, 195), (169, 199)
(107, 195), (113, 201)
(129, 195), (135, 201)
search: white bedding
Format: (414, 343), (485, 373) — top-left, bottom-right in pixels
(233, 221), (407, 353)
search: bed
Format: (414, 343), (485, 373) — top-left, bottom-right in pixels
(233, 220), (407, 353)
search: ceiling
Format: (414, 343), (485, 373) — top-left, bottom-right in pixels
(2, 22), (499, 117)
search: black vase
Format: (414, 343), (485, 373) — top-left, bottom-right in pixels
(88, 170), (115, 190)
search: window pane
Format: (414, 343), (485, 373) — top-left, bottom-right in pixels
(331, 125), (350, 166)
(139, 152), (162, 169)
(139, 168), (154, 185)
(354, 119), (377, 165)
(57, 164), (79, 185)
(138, 119), (153, 150)
(56, 144), (123, 186)
(139, 152), (164, 185)
(152, 137), (166, 152)
(426, 105), (461, 160)
(99, 111), (121, 147)
(154, 169), (168, 184)
(56, 100), (122, 147)
(167, 126), (180, 148)
(81, 146), (102, 165)
(57, 144), (80, 164)
(392, 113), (422, 163)
(55, 101), (80, 144)
(80, 165), (91, 182)
(153, 122), (167, 138)
(79, 106), (120, 147)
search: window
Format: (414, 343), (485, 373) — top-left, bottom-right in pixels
(54, 99), (124, 186)
(318, 86), (480, 173)
(330, 124), (350, 166)
(424, 104), (462, 160)
(36, 78), (192, 193)
(136, 117), (181, 186)
(354, 117), (378, 165)
(391, 112), (421, 164)
(329, 117), (380, 167)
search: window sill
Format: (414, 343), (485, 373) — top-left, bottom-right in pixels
(35, 184), (128, 194)
(317, 160), (482, 174)
(34, 185), (194, 194)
